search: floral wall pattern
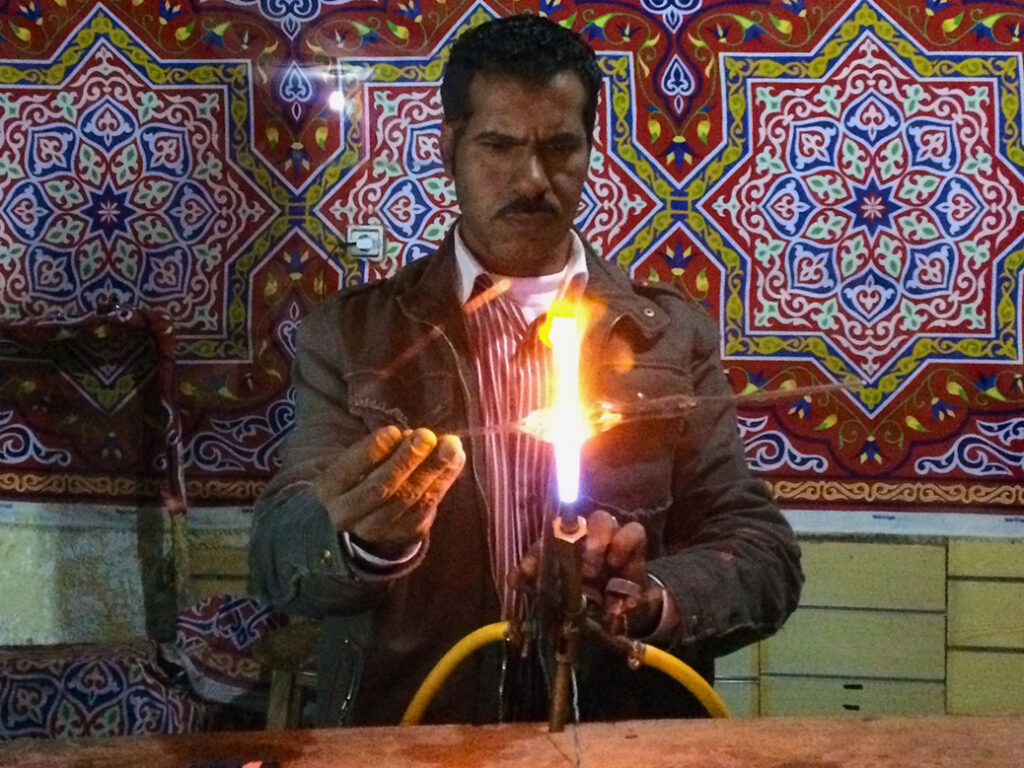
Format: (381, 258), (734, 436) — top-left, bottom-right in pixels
(0, 0), (1021, 517)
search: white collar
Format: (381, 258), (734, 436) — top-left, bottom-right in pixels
(453, 227), (589, 308)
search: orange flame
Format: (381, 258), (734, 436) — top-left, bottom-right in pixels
(538, 299), (589, 504)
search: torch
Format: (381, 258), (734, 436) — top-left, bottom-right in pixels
(540, 301), (590, 732)
(400, 295), (751, 726)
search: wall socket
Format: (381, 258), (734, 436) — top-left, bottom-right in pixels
(347, 224), (385, 260)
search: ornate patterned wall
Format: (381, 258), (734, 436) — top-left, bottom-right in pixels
(0, 0), (1021, 518)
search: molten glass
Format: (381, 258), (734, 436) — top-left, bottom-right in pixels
(519, 405), (622, 442)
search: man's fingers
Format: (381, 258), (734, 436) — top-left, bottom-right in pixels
(342, 428), (438, 514)
(606, 522), (648, 584)
(396, 434), (464, 506)
(509, 541), (541, 593)
(362, 435), (466, 541)
(581, 509), (617, 582)
(350, 498), (439, 549)
(316, 426), (403, 500)
(415, 435), (466, 505)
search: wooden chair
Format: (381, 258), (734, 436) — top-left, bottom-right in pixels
(252, 620), (321, 729)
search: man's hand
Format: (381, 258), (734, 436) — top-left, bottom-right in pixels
(581, 510), (664, 637)
(314, 426), (466, 557)
(510, 509), (664, 637)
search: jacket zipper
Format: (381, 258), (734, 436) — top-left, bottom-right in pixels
(417, 318), (495, 533)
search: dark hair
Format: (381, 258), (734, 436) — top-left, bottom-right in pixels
(440, 14), (603, 143)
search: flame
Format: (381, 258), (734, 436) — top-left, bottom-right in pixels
(520, 405), (621, 442)
(539, 299), (589, 505)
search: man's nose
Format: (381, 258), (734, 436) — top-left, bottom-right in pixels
(512, 150), (552, 198)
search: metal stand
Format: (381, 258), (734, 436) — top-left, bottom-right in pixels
(546, 513), (587, 732)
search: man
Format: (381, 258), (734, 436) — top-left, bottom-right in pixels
(251, 14), (802, 726)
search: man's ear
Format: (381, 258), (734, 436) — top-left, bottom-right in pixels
(440, 121), (457, 176)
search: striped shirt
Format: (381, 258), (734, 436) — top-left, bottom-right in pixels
(455, 230), (588, 620)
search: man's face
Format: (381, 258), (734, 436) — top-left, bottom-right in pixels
(441, 71), (591, 277)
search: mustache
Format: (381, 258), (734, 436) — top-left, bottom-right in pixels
(497, 198), (558, 217)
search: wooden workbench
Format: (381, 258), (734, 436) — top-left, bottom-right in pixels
(4, 716), (1022, 768)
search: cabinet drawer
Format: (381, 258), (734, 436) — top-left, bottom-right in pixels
(760, 676), (944, 716)
(947, 651), (1024, 714)
(948, 581), (1024, 649)
(761, 608), (945, 679)
(949, 539), (1024, 578)
(715, 680), (758, 718)
(716, 643), (758, 679)
(799, 541), (945, 610)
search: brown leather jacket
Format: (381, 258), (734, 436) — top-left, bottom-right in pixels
(250, 232), (803, 725)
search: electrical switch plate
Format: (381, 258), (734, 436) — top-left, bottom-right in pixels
(347, 224), (385, 260)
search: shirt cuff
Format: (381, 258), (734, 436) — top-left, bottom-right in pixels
(643, 573), (680, 644)
(341, 531), (422, 571)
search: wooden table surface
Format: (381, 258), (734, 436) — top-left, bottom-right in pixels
(4, 716), (1023, 768)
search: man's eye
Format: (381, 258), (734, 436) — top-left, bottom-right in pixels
(547, 139), (582, 153)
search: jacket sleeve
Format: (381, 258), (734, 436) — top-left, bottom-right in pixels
(646, 299), (803, 657)
(248, 303), (421, 619)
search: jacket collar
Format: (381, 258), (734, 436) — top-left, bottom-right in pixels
(580, 243), (669, 342)
(395, 229), (463, 330)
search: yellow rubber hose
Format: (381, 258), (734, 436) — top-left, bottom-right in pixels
(401, 621), (730, 724)
(401, 621), (509, 725)
(641, 644), (730, 718)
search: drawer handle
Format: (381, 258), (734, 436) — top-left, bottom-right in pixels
(843, 704), (861, 711)
(843, 683), (864, 690)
